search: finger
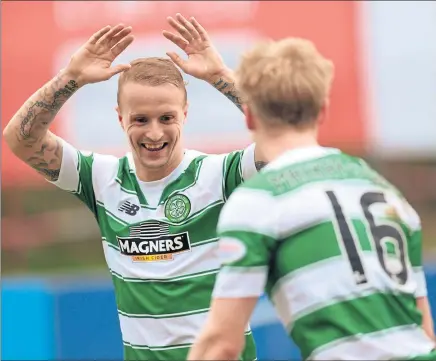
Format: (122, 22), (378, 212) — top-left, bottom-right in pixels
(166, 52), (188, 71)
(190, 17), (209, 42)
(162, 30), (189, 51)
(88, 25), (111, 44)
(97, 23), (125, 45)
(111, 35), (135, 58)
(167, 16), (193, 42)
(175, 13), (200, 40)
(109, 26), (133, 48)
(108, 63), (132, 78)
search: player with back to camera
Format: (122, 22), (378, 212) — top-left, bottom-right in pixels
(3, 14), (260, 361)
(188, 37), (436, 360)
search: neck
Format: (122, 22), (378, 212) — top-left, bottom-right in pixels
(256, 127), (319, 163)
(134, 151), (184, 182)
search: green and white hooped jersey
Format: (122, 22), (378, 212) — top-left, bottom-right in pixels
(214, 146), (435, 361)
(50, 139), (258, 361)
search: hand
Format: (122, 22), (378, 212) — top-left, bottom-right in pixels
(163, 14), (229, 83)
(65, 24), (134, 86)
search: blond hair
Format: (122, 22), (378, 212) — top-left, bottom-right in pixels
(117, 57), (187, 106)
(236, 38), (334, 127)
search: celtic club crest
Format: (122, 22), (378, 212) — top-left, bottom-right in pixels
(164, 194), (191, 223)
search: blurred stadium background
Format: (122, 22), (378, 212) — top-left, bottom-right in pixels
(2, 1), (436, 360)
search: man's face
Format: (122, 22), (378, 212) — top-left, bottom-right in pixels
(117, 82), (187, 179)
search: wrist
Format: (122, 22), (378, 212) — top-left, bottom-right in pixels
(206, 67), (234, 86)
(59, 67), (86, 88)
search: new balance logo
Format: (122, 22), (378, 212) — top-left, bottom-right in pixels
(118, 201), (140, 216)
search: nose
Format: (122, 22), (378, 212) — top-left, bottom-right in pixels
(145, 120), (164, 142)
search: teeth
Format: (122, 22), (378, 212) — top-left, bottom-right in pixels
(143, 143), (165, 151)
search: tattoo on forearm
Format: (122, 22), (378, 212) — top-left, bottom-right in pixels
(19, 78), (78, 144)
(5, 74), (76, 181)
(212, 78), (243, 112)
(25, 137), (62, 181)
(255, 161), (268, 171)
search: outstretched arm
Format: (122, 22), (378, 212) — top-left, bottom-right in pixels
(163, 14), (243, 113)
(3, 24), (134, 181)
(3, 72), (79, 181)
(208, 69), (268, 171)
(208, 69), (243, 112)
(163, 14), (267, 171)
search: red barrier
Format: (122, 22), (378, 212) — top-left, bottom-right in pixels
(1, 1), (366, 187)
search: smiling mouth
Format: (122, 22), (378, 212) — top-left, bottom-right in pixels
(141, 143), (168, 152)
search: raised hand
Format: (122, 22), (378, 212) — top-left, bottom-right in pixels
(65, 24), (134, 85)
(163, 14), (228, 83)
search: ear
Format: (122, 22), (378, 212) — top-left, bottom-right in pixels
(116, 106), (124, 130)
(183, 102), (189, 124)
(318, 100), (329, 125)
(243, 104), (256, 131)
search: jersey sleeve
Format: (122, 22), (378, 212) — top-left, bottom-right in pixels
(222, 143), (257, 200)
(409, 229), (427, 297)
(389, 194), (427, 297)
(212, 186), (277, 299)
(398, 200), (427, 298)
(47, 139), (97, 216)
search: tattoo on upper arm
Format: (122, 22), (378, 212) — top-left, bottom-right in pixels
(19, 78), (78, 145)
(255, 161), (268, 171)
(26, 137), (62, 181)
(212, 78), (243, 112)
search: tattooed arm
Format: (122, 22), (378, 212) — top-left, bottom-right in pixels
(209, 70), (268, 172)
(3, 24), (134, 182)
(208, 70), (243, 112)
(3, 70), (80, 181)
(162, 15), (243, 113)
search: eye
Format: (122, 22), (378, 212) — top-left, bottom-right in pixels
(135, 117), (147, 123)
(160, 115), (174, 122)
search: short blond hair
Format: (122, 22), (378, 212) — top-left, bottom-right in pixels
(236, 38), (334, 127)
(117, 57), (187, 106)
